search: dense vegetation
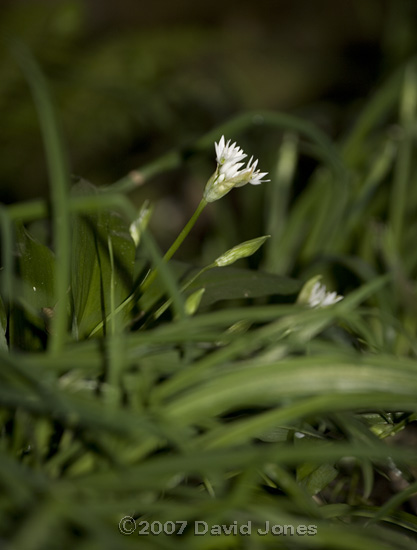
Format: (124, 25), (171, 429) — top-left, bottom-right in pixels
(1, 4), (417, 549)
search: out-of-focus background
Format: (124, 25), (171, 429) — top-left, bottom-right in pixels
(1, 0), (417, 256)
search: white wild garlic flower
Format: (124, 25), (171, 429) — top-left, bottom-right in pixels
(308, 281), (343, 308)
(204, 136), (270, 202)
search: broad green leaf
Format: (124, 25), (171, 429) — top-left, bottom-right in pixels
(139, 261), (300, 315)
(297, 461), (339, 496)
(162, 355), (417, 424)
(188, 266), (300, 307)
(258, 426), (290, 442)
(0, 294), (7, 350)
(15, 224), (56, 328)
(71, 182), (135, 338)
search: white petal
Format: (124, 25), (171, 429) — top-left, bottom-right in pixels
(250, 171), (269, 185)
(247, 156), (258, 170)
(308, 282), (343, 308)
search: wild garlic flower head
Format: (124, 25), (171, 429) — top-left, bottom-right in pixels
(204, 136), (269, 202)
(308, 281), (343, 308)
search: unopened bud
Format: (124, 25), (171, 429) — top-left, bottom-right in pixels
(185, 288), (205, 316)
(214, 235), (270, 267)
(129, 200), (153, 247)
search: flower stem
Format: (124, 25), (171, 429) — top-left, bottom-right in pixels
(141, 198), (208, 290)
(164, 198), (207, 262)
(152, 264), (214, 321)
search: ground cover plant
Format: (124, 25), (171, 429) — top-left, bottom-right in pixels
(1, 41), (417, 550)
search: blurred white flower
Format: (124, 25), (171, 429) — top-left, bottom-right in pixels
(204, 136), (269, 202)
(308, 281), (343, 308)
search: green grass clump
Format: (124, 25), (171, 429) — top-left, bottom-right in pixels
(1, 43), (417, 550)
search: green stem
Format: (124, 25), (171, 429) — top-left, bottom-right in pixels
(108, 236), (116, 337)
(164, 198), (207, 263)
(153, 264), (214, 321)
(141, 198), (207, 290)
(0, 206), (13, 309)
(390, 64), (417, 254)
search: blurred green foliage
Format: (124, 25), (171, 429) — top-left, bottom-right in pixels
(2, 0), (417, 205)
(2, 2), (417, 549)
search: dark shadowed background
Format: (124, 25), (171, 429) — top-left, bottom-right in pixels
(1, 0), (417, 256)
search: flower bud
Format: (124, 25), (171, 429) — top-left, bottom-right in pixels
(185, 288), (205, 315)
(214, 235), (270, 267)
(129, 200), (153, 247)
